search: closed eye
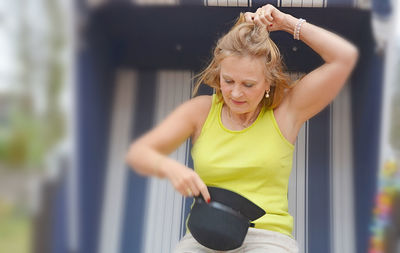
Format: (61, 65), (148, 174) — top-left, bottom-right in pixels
(244, 83), (254, 88)
(224, 80), (233, 84)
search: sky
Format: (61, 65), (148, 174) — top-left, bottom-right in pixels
(0, 1), (18, 93)
(0, 0), (70, 94)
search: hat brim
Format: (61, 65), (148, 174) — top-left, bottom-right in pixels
(206, 186), (266, 221)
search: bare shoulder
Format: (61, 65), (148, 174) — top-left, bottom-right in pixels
(189, 95), (213, 114)
(185, 95), (212, 124)
(136, 95), (212, 154)
(161, 95), (212, 130)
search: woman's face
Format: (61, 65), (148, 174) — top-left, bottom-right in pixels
(219, 55), (270, 114)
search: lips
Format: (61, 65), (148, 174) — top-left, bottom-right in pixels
(231, 99), (246, 105)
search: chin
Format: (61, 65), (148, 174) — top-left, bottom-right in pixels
(228, 104), (249, 114)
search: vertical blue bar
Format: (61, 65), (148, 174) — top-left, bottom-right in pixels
(119, 71), (156, 253)
(52, 175), (69, 253)
(77, 47), (115, 253)
(307, 107), (331, 253)
(351, 53), (383, 253)
(372, 0), (392, 16)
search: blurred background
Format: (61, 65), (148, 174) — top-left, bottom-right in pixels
(0, 0), (399, 253)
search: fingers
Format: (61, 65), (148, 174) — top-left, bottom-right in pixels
(171, 168), (210, 202)
(194, 176), (211, 203)
(244, 12), (255, 23)
(176, 172), (196, 197)
(185, 187), (193, 197)
(246, 4), (282, 32)
(252, 11), (262, 26)
(256, 6), (273, 27)
(186, 178), (198, 197)
(263, 5), (275, 22)
(185, 172), (211, 202)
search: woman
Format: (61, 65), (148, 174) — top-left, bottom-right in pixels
(126, 4), (358, 252)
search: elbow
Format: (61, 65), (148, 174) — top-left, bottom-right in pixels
(349, 44), (359, 65)
(333, 44), (359, 73)
(327, 42), (359, 69)
(125, 142), (151, 177)
(343, 44), (359, 68)
(125, 143), (138, 171)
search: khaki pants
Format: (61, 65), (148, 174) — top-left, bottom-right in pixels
(174, 228), (299, 253)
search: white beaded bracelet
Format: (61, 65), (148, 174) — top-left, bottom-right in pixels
(294, 18), (306, 40)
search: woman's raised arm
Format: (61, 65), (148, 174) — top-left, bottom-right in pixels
(246, 5), (358, 127)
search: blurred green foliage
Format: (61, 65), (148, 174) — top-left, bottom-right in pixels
(0, 199), (31, 253)
(0, 0), (66, 170)
(0, 106), (65, 169)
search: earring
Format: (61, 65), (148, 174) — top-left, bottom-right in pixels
(265, 90), (270, 98)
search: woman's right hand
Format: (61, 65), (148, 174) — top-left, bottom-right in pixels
(162, 158), (211, 202)
(243, 4), (291, 33)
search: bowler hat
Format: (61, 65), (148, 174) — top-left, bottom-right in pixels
(187, 186), (266, 251)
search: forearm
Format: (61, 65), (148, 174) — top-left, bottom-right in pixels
(282, 14), (358, 65)
(125, 142), (171, 178)
(126, 141), (210, 200)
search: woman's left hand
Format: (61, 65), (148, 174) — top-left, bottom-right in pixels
(244, 4), (288, 32)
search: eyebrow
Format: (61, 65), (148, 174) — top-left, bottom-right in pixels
(221, 74), (257, 83)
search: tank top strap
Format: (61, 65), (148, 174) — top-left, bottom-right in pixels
(199, 94), (223, 136)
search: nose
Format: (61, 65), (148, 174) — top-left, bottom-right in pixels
(231, 85), (243, 98)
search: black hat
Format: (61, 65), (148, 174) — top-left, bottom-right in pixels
(187, 186), (266, 251)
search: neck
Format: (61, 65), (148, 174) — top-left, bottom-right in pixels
(225, 104), (262, 128)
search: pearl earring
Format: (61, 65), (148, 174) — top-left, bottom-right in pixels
(265, 90), (270, 98)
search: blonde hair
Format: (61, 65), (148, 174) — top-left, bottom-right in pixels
(193, 13), (292, 109)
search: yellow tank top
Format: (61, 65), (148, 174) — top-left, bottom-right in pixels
(191, 94), (295, 237)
